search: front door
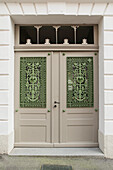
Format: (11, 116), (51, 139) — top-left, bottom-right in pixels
(14, 51), (98, 147)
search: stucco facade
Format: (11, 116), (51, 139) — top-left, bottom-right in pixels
(0, 0), (113, 158)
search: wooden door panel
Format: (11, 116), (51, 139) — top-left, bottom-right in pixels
(20, 126), (47, 142)
(67, 125), (93, 142)
(51, 52), (60, 143)
(60, 52), (98, 146)
(15, 52), (52, 147)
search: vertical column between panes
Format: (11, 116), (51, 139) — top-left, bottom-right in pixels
(34, 26), (42, 44)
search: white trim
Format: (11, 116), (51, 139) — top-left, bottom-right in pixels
(0, 0), (113, 2)
(0, 2), (113, 16)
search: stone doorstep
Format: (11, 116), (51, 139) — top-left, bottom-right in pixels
(9, 148), (104, 157)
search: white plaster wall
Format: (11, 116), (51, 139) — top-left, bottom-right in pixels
(0, 16), (14, 154)
(103, 16), (113, 158)
(0, 1), (113, 158)
(104, 16), (113, 133)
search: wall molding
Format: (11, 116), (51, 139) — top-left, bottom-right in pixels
(0, 2), (113, 16)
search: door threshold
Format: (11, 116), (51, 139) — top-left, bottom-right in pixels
(9, 148), (104, 157)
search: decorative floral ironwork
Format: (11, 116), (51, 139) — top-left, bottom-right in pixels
(67, 57), (94, 107)
(20, 57), (46, 108)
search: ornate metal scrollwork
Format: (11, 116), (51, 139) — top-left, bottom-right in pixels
(20, 57), (46, 108)
(67, 57), (94, 108)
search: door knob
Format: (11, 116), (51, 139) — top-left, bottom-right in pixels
(54, 101), (60, 104)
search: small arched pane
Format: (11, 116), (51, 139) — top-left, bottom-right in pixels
(58, 26), (74, 44)
(76, 26), (94, 44)
(20, 26), (37, 44)
(39, 26), (56, 44)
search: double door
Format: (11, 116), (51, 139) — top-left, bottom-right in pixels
(15, 51), (98, 147)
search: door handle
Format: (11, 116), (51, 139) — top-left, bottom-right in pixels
(54, 101), (60, 104)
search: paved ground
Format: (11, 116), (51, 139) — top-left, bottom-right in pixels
(0, 155), (113, 170)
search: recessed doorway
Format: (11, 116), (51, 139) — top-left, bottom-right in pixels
(14, 51), (98, 147)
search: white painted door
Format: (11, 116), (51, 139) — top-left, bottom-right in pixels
(15, 51), (98, 147)
(58, 52), (98, 147)
(15, 52), (52, 147)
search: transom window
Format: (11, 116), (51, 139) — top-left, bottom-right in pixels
(18, 25), (97, 45)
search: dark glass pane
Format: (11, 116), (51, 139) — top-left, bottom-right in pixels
(76, 26), (94, 44)
(58, 26), (74, 44)
(39, 26), (56, 44)
(20, 26), (37, 44)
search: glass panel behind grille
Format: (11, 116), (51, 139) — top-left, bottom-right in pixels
(67, 57), (94, 108)
(20, 57), (46, 108)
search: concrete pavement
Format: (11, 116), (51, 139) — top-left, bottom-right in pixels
(0, 155), (113, 170)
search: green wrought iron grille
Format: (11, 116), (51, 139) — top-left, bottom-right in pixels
(67, 57), (94, 108)
(20, 57), (46, 108)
